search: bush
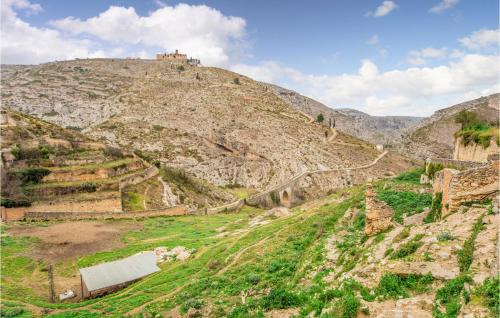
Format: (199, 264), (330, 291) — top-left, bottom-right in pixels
(455, 110), (479, 128)
(181, 298), (204, 313)
(104, 146), (124, 158)
(81, 182), (97, 192)
(339, 293), (360, 318)
(455, 123), (499, 148)
(260, 287), (304, 310)
(19, 168), (50, 184)
(176, 65), (185, 72)
(475, 276), (499, 315)
(394, 168), (424, 184)
(0, 198), (31, 208)
(424, 192), (442, 224)
(316, 113), (324, 123)
(434, 275), (472, 318)
(426, 163), (444, 180)
(377, 190), (432, 223)
(391, 234), (424, 259)
(375, 273), (434, 299)
(457, 215), (484, 272)
(233, 77), (240, 85)
(437, 231), (455, 242)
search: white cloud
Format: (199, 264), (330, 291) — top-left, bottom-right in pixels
(459, 28), (499, 51)
(1, 1), (248, 66)
(50, 4), (247, 66)
(233, 53), (499, 116)
(0, 0), (103, 64)
(429, 0), (459, 13)
(366, 35), (379, 45)
(407, 47), (447, 65)
(366, 1), (398, 17)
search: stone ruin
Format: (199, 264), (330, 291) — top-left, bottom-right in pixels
(364, 182), (394, 236)
(433, 159), (499, 217)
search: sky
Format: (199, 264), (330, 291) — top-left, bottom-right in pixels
(1, 0), (499, 116)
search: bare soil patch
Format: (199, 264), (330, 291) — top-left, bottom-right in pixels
(8, 221), (141, 261)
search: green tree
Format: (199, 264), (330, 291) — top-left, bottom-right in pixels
(455, 110), (478, 129)
(316, 113), (324, 123)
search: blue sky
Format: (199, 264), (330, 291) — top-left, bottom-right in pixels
(2, 0), (499, 116)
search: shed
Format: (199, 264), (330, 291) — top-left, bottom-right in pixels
(79, 251), (160, 299)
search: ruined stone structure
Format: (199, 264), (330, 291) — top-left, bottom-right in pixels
(364, 182), (394, 236)
(156, 50), (200, 66)
(453, 137), (500, 162)
(433, 160), (500, 217)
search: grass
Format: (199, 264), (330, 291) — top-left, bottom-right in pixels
(121, 190), (144, 211)
(455, 123), (499, 148)
(424, 192), (442, 223)
(393, 168), (424, 184)
(375, 273), (434, 299)
(377, 189), (432, 223)
(474, 276), (499, 316)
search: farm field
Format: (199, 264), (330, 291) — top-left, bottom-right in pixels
(0, 186), (359, 317)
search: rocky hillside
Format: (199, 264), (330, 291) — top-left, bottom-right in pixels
(266, 84), (423, 145)
(1, 59), (415, 194)
(399, 94), (500, 159)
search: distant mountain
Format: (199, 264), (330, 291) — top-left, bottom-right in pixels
(398, 93), (500, 159)
(266, 84), (423, 145)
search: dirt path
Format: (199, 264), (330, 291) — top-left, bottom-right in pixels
(327, 128), (338, 142)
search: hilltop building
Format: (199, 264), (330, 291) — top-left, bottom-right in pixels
(156, 49), (200, 66)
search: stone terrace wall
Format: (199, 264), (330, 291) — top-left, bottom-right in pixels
(365, 183), (394, 236)
(436, 160), (500, 217)
(119, 166), (158, 190)
(427, 158), (485, 171)
(24, 206), (186, 221)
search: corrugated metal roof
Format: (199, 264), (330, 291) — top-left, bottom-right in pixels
(80, 251), (160, 292)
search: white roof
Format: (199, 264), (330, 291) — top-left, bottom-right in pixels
(80, 252), (160, 292)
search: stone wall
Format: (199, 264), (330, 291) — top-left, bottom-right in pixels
(206, 199), (245, 215)
(43, 161), (144, 183)
(434, 160), (500, 217)
(0, 207), (26, 221)
(365, 183), (394, 236)
(24, 206), (186, 221)
(119, 166), (159, 190)
(27, 197), (122, 213)
(453, 137), (500, 162)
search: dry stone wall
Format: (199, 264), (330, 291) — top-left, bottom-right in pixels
(434, 160), (500, 217)
(365, 183), (394, 236)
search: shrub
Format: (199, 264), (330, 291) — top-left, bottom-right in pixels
(455, 123), (499, 148)
(246, 273), (261, 285)
(377, 190), (432, 223)
(339, 293), (360, 318)
(176, 65), (185, 72)
(19, 167), (50, 184)
(260, 287), (304, 310)
(181, 298), (204, 313)
(0, 198), (31, 208)
(81, 182), (97, 192)
(316, 113), (324, 123)
(455, 110), (479, 128)
(457, 214), (485, 272)
(152, 125), (164, 131)
(394, 168), (424, 184)
(437, 231), (455, 242)
(233, 77), (240, 85)
(391, 234), (424, 259)
(434, 275), (472, 318)
(104, 146), (125, 158)
(270, 191), (280, 205)
(426, 163), (444, 180)
(10, 144), (21, 160)
(475, 276), (499, 315)
(424, 192), (442, 223)
(375, 273), (433, 299)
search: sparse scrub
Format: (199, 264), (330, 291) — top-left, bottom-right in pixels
(475, 276), (499, 315)
(316, 113), (324, 123)
(437, 231), (455, 242)
(433, 275), (472, 318)
(375, 273), (433, 299)
(457, 214), (485, 272)
(390, 234), (424, 259)
(455, 122), (499, 148)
